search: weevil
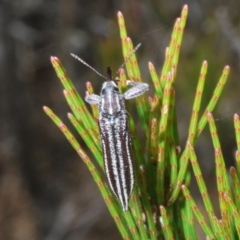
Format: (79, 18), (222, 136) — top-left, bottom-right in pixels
(71, 46), (149, 211)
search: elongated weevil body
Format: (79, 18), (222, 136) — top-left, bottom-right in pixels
(71, 47), (149, 211)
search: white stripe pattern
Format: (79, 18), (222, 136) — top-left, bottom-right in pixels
(86, 79), (149, 211)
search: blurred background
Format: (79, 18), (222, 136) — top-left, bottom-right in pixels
(0, 0), (240, 239)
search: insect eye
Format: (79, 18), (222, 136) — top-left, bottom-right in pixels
(101, 88), (106, 95)
(113, 87), (119, 92)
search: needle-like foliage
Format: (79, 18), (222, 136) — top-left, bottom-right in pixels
(44, 5), (240, 239)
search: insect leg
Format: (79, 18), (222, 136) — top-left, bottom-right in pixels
(123, 81), (149, 99)
(85, 94), (101, 105)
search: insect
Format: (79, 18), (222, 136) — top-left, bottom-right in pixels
(71, 45), (149, 211)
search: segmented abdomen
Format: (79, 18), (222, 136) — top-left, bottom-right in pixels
(99, 112), (134, 211)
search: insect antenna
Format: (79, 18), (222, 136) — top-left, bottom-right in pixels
(71, 53), (108, 80)
(116, 43), (142, 75)
(71, 43), (141, 82)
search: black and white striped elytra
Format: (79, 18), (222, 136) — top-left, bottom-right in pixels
(71, 48), (149, 211)
(85, 68), (149, 211)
